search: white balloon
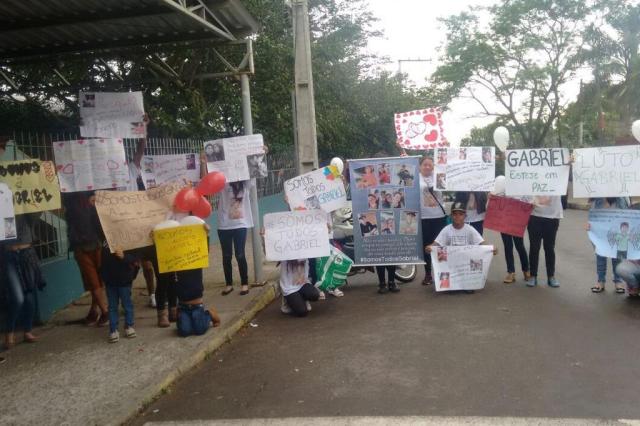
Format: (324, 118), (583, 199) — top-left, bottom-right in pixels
(179, 215), (206, 226)
(492, 175), (506, 196)
(632, 120), (640, 142)
(493, 126), (509, 152)
(330, 157), (344, 174)
(153, 220), (180, 231)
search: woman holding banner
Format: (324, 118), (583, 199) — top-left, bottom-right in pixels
(526, 196), (563, 288)
(418, 155), (447, 286)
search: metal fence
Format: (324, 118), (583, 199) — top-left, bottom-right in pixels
(3, 131), (296, 263)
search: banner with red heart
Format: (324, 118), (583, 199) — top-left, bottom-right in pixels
(394, 107), (449, 150)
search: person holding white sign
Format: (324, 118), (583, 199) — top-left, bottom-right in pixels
(279, 259), (321, 317)
(526, 196), (563, 288)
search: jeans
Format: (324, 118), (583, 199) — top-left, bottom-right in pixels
(376, 265), (397, 285)
(596, 255), (621, 283)
(177, 304), (212, 337)
(421, 217), (447, 276)
(218, 228), (248, 286)
(284, 283), (320, 317)
(501, 233), (529, 273)
(527, 216), (559, 278)
(3, 257), (35, 333)
(106, 285), (134, 334)
(616, 261), (640, 290)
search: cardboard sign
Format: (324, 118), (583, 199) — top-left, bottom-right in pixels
(505, 148), (570, 195)
(204, 135), (266, 183)
(395, 107), (448, 150)
(264, 210), (330, 261)
(433, 147), (495, 191)
(588, 209), (640, 260)
(572, 146), (640, 198)
(432, 245), (494, 292)
(95, 183), (183, 252)
(53, 138), (129, 192)
(484, 195), (534, 237)
(0, 183), (16, 240)
(79, 91), (146, 138)
(0, 160), (61, 214)
(141, 154), (201, 189)
(154, 224), (209, 273)
(285, 166), (347, 212)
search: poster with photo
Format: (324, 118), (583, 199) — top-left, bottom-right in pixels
(0, 183), (16, 241)
(204, 134), (266, 183)
(140, 154), (201, 189)
(79, 91), (146, 139)
(348, 156), (423, 266)
(588, 209), (640, 260)
(433, 147), (495, 191)
(431, 245), (494, 292)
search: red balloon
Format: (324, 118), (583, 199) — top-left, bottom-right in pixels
(192, 196), (212, 219)
(197, 172), (226, 196)
(174, 187), (200, 212)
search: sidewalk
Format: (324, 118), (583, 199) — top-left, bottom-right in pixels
(0, 236), (280, 426)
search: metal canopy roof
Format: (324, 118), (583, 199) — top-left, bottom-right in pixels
(0, 0), (259, 63)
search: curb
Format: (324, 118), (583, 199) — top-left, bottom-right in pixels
(119, 280), (279, 426)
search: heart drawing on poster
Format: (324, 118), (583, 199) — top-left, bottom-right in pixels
(394, 107), (448, 150)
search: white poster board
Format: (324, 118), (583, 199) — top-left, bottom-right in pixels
(588, 209), (640, 260)
(572, 146), (640, 198)
(433, 147), (495, 191)
(204, 135), (266, 183)
(285, 166), (347, 212)
(505, 148), (570, 196)
(140, 154), (201, 189)
(431, 245), (494, 292)
(53, 138), (129, 192)
(264, 210), (331, 261)
(0, 183), (16, 241)
(79, 91), (146, 139)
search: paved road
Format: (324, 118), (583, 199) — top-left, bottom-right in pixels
(132, 210), (640, 425)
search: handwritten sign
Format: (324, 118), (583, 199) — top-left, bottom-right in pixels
(395, 107), (448, 150)
(95, 183), (183, 252)
(431, 245), (494, 292)
(53, 138), (129, 192)
(572, 146), (640, 198)
(433, 147), (495, 191)
(264, 210), (330, 261)
(505, 148), (570, 196)
(484, 195), (534, 237)
(0, 160), (61, 214)
(0, 183), (16, 240)
(285, 166), (347, 212)
(588, 209), (640, 260)
(204, 135), (265, 183)
(79, 91), (146, 139)
(141, 154), (200, 189)
(154, 224), (209, 273)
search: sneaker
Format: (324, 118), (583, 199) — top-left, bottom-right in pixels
(526, 276), (538, 287)
(280, 297), (292, 314)
(421, 277), (433, 286)
(378, 285), (389, 294)
(547, 277), (560, 288)
(388, 282), (400, 293)
(328, 288), (344, 297)
(149, 294), (157, 308)
(124, 327), (136, 338)
(305, 301), (312, 312)
(318, 290), (326, 300)
(108, 331), (119, 343)
(97, 315), (109, 327)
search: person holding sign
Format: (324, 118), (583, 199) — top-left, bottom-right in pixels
(279, 259), (321, 317)
(419, 154), (447, 286)
(526, 196), (563, 288)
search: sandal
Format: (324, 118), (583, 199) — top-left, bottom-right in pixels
(239, 285), (249, 296)
(221, 287), (234, 296)
(615, 286), (626, 294)
(591, 284), (605, 293)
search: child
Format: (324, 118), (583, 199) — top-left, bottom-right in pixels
(100, 245), (140, 343)
(279, 259), (320, 317)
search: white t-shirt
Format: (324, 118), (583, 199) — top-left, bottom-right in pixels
(464, 193), (486, 223)
(217, 180), (254, 230)
(279, 260), (310, 296)
(531, 196), (563, 219)
(419, 174), (445, 219)
(435, 224), (484, 246)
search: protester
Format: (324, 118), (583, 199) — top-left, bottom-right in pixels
(376, 265), (399, 294)
(454, 191), (487, 235)
(100, 245), (139, 343)
(218, 181), (253, 296)
(418, 154), (447, 286)
(279, 259), (320, 317)
(63, 191), (109, 326)
(586, 197), (630, 293)
(616, 260), (640, 297)
(1, 213), (45, 349)
(172, 266), (222, 335)
(526, 196), (563, 288)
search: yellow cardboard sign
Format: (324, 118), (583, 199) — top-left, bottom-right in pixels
(0, 160), (61, 214)
(154, 224), (209, 273)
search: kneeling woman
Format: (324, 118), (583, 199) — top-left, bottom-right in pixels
(280, 259), (320, 317)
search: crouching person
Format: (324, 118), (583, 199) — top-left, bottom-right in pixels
(174, 268), (221, 337)
(280, 259), (320, 317)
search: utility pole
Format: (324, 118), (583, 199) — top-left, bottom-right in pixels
(291, 0), (318, 174)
